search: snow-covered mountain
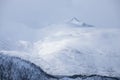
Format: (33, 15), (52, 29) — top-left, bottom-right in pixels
(0, 19), (120, 79)
(1, 53), (118, 80)
(33, 23), (120, 77)
(67, 17), (94, 27)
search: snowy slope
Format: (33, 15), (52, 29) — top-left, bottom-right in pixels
(33, 25), (120, 77)
(0, 20), (120, 78)
(1, 54), (118, 80)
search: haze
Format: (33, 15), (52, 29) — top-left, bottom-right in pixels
(0, 0), (120, 28)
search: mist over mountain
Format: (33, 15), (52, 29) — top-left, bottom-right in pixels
(0, 0), (120, 80)
(0, 19), (120, 80)
(1, 0), (120, 28)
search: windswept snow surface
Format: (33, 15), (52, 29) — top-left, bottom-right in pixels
(0, 23), (120, 78)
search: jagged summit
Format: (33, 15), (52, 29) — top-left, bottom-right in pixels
(68, 17), (81, 25)
(69, 17), (80, 22)
(67, 17), (94, 27)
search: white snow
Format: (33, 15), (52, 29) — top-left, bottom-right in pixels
(0, 23), (120, 77)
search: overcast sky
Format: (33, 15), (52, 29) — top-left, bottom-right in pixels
(0, 0), (120, 28)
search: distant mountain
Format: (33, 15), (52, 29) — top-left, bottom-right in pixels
(67, 17), (94, 27)
(0, 19), (120, 79)
(33, 24), (120, 77)
(68, 17), (81, 25)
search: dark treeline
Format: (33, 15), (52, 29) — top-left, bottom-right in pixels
(0, 53), (120, 80)
(0, 53), (58, 80)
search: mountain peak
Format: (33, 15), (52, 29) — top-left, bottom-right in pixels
(69, 17), (81, 24)
(67, 17), (94, 27)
